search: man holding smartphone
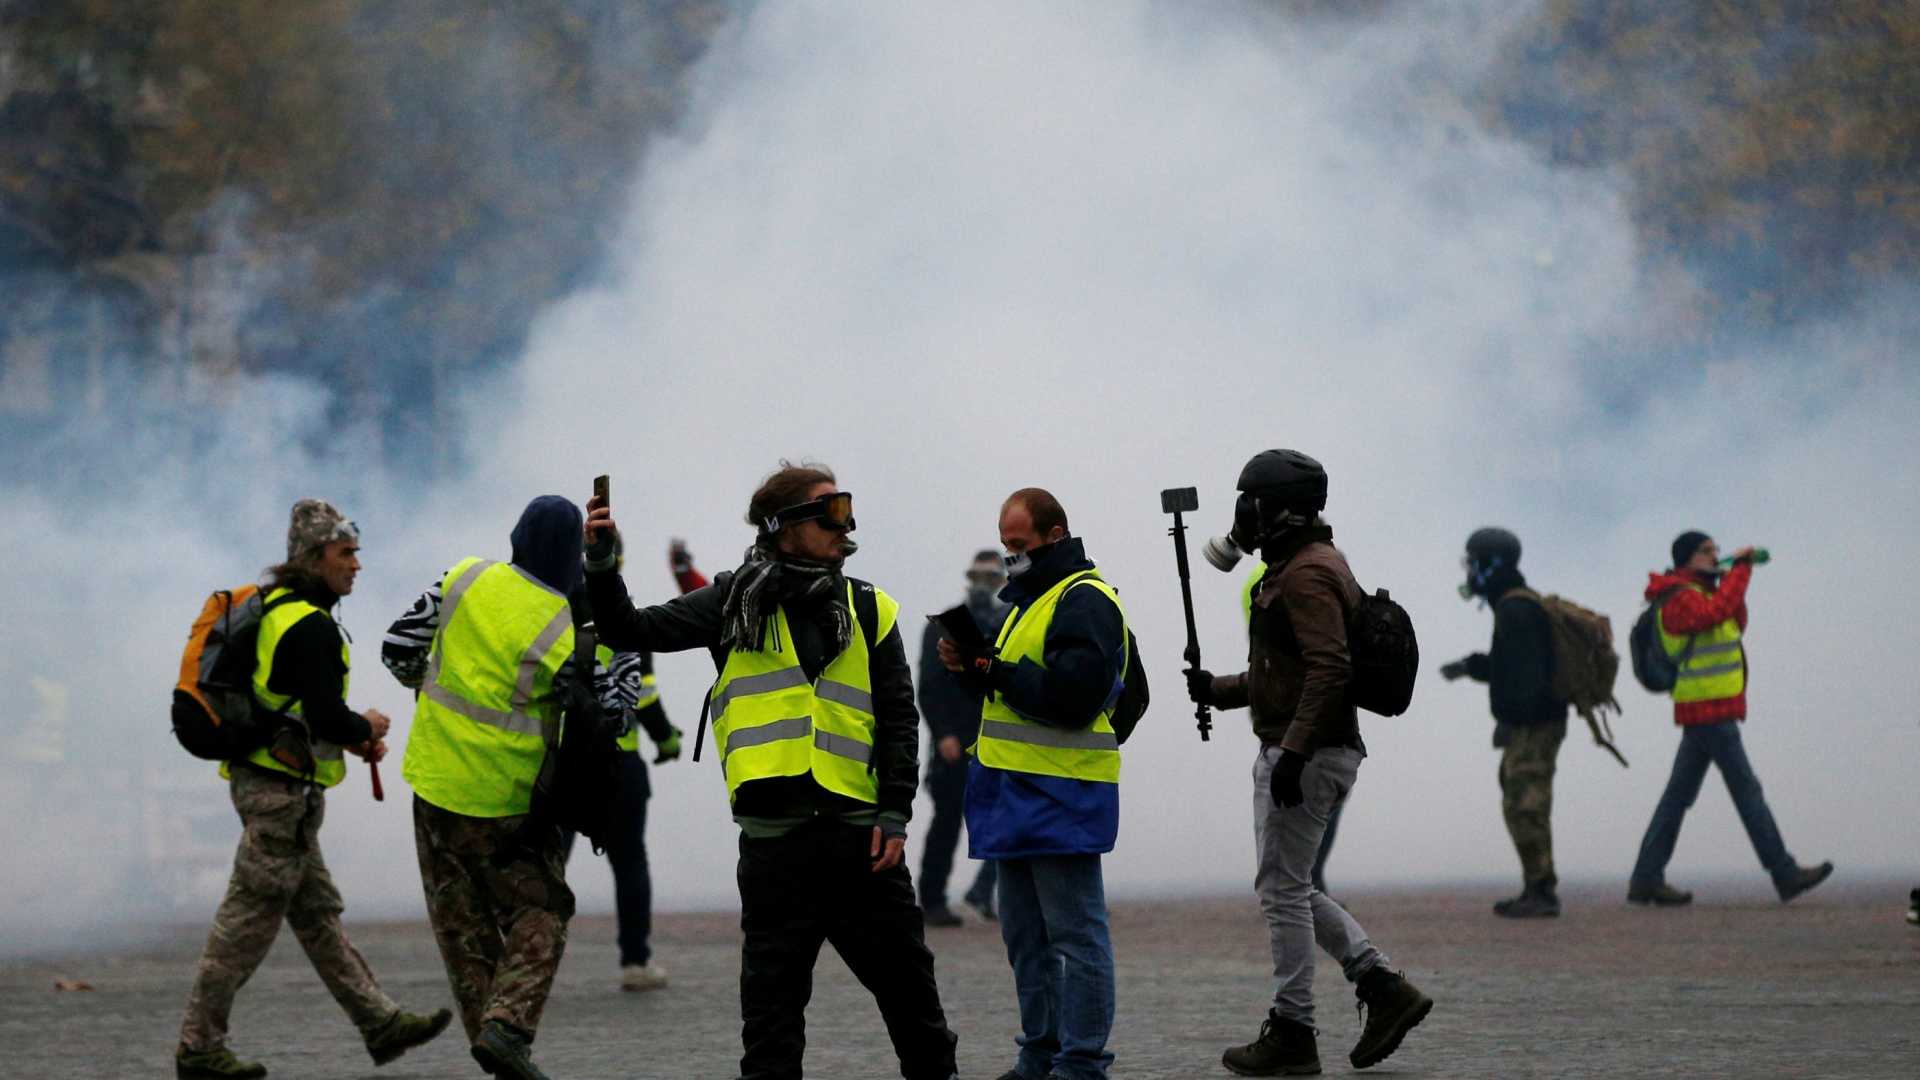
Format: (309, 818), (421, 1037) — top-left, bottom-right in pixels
(584, 462), (959, 1080)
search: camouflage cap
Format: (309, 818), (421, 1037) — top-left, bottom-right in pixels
(286, 498), (360, 564)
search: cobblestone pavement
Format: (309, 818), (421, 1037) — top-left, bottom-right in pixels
(6, 879), (1917, 1079)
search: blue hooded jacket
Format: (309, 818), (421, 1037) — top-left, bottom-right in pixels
(965, 537), (1125, 859)
(511, 495), (585, 596)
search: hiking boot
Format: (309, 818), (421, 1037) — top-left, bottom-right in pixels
(922, 903), (964, 928)
(1349, 967), (1432, 1069)
(176, 1045), (267, 1080)
(1627, 882), (1693, 907)
(365, 1007), (452, 1065)
(1906, 888), (1919, 926)
(1776, 861), (1834, 903)
(471, 1020), (550, 1080)
(1493, 882), (1560, 918)
(1221, 1009), (1320, 1075)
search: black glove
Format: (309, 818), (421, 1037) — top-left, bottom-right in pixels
(1270, 751), (1308, 809)
(953, 643), (1001, 691)
(1184, 668), (1216, 707)
(1439, 659), (1470, 681)
(669, 538), (694, 574)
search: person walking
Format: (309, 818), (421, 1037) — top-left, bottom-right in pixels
(1185, 450), (1433, 1076)
(1439, 527), (1568, 918)
(598, 642), (681, 992)
(1243, 561), (1343, 897)
(918, 548), (1010, 926)
(1626, 531), (1833, 906)
(939, 488), (1124, 1080)
(385, 495), (594, 1080)
(176, 498), (450, 1080)
(585, 462), (959, 1080)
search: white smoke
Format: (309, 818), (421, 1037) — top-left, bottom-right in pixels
(2, 0), (1914, 955)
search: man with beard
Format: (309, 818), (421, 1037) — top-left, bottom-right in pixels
(1186, 451), (1433, 1076)
(584, 462), (958, 1080)
(917, 549), (1010, 926)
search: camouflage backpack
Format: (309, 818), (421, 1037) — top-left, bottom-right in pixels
(1503, 588), (1628, 768)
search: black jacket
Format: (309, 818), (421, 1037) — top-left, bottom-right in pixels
(987, 538), (1126, 729)
(586, 565), (920, 820)
(1464, 568), (1569, 730)
(263, 584), (373, 748)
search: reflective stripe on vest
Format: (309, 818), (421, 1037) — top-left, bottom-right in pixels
(974, 570), (1126, 783)
(231, 588), (350, 787)
(1659, 584), (1746, 704)
(401, 557), (574, 817)
(706, 582), (898, 805)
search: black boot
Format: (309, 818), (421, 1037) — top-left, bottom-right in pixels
(922, 902), (964, 928)
(1221, 1009), (1320, 1076)
(1350, 967), (1433, 1069)
(471, 1020), (550, 1080)
(1493, 880), (1560, 918)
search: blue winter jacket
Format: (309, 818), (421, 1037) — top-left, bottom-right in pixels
(965, 537), (1125, 859)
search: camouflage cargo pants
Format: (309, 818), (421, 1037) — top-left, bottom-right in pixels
(1498, 718), (1567, 887)
(412, 797), (574, 1042)
(178, 767), (398, 1051)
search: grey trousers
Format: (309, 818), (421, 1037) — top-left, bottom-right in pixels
(1253, 744), (1386, 1027)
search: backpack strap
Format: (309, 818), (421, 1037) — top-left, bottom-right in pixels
(848, 577), (881, 648)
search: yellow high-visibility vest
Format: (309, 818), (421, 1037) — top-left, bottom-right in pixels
(707, 582), (896, 804)
(1660, 584), (1745, 704)
(402, 557), (574, 817)
(228, 588), (348, 787)
(974, 570), (1126, 784)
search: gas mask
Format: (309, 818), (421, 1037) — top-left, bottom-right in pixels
(1459, 556), (1495, 600)
(1203, 493), (1266, 572)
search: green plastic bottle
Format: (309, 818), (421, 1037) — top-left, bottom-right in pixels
(1718, 547), (1771, 568)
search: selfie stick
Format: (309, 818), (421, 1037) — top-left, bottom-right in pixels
(1161, 487), (1210, 741)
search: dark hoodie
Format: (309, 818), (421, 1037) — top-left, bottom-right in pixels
(511, 495), (585, 596)
(1463, 566), (1568, 735)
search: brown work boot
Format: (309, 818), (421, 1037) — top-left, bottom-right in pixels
(365, 1007), (453, 1065)
(1349, 967), (1432, 1069)
(1627, 882), (1693, 906)
(1777, 861), (1834, 903)
(1222, 1009), (1320, 1075)
(176, 1045), (268, 1079)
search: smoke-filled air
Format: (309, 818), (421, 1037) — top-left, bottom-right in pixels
(3, 0), (1916, 962)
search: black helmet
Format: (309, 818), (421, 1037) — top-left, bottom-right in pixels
(1465, 527), (1521, 568)
(1235, 449), (1328, 514)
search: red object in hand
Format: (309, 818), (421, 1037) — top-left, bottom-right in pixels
(370, 761), (385, 801)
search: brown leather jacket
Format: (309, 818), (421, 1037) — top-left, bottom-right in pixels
(1211, 533), (1364, 755)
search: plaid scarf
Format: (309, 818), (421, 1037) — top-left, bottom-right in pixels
(723, 545), (852, 654)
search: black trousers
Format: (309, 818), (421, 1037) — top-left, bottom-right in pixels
(562, 754), (655, 967)
(916, 754), (996, 910)
(737, 820), (959, 1080)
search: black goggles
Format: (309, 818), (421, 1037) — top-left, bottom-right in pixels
(763, 491), (855, 533)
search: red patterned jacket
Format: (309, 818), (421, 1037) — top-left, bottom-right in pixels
(1642, 562), (1752, 725)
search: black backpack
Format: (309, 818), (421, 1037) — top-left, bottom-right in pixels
(1629, 587), (1694, 693)
(519, 617), (625, 854)
(1347, 588), (1419, 717)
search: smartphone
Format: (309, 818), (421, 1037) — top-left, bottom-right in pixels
(593, 473), (610, 507)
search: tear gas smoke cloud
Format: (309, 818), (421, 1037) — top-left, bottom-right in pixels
(2, 1), (1915, 956)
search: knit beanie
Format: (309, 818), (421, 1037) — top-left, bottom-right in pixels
(1671, 530), (1712, 569)
(287, 498), (359, 566)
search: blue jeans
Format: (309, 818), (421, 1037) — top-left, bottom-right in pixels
(997, 854), (1114, 1080)
(1630, 720), (1795, 889)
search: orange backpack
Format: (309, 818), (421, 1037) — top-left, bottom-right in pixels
(172, 586), (293, 760)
